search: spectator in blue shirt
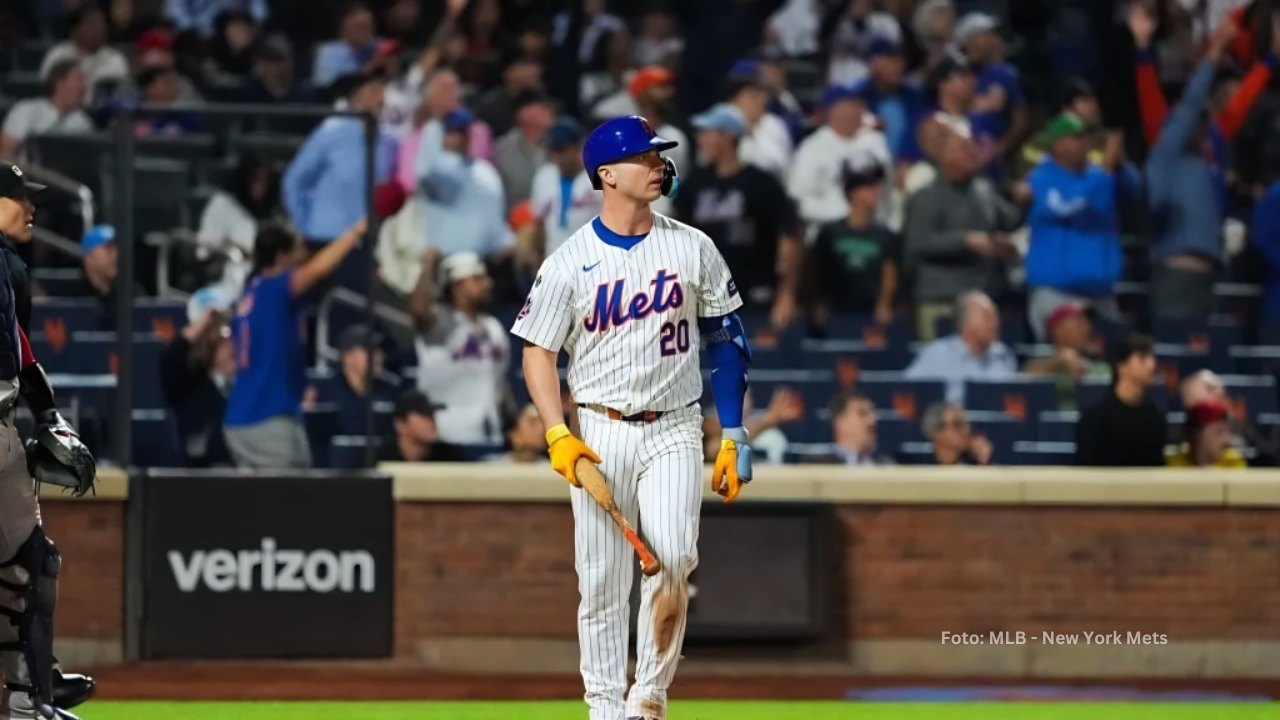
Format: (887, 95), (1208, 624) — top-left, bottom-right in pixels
(312, 3), (380, 91)
(904, 290), (1017, 405)
(165, 0), (267, 38)
(854, 37), (925, 162)
(955, 12), (1028, 174)
(1024, 113), (1135, 341)
(223, 219), (366, 469)
(282, 70), (396, 288)
(1145, 34), (1232, 322)
(415, 108), (513, 259)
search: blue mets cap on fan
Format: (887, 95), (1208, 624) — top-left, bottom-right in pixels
(583, 115), (678, 190)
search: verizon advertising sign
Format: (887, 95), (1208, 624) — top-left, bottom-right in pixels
(135, 472), (393, 659)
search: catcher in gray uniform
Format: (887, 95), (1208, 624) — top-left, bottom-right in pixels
(0, 163), (97, 720)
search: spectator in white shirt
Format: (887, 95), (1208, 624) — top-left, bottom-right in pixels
(197, 154), (280, 269)
(787, 85), (893, 233)
(409, 249), (512, 446)
(529, 117), (599, 257)
(767, 0), (821, 57)
(0, 60), (93, 161)
(39, 6), (129, 98)
(633, 7), (684, 67)
(724, 69), (794, 181)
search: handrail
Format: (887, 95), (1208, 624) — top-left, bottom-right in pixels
(30, 226), (83, 260)
(315, 287), (414, 368)
(22, 164), (94, 234)
(146, 229), (243, 300)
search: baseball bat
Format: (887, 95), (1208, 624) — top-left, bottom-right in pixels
(575, 458), (661, 577)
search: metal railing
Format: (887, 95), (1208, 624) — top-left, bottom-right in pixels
(23, 164), (95, 234)
(315, 287), (414, 369)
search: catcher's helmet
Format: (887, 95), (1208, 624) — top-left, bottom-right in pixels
(583, 115), (679, 192)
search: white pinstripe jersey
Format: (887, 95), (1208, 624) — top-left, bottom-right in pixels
(511, 212), (743, 415)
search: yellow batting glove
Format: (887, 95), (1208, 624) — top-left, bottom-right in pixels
(711, 426), (752, 503)
(545, 423), (602, 487)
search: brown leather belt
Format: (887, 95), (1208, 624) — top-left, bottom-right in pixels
(578, 401), (695, 423)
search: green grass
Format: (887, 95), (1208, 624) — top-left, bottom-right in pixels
(76, 701), (1276, 720)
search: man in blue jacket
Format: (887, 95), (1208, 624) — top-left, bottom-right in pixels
(1024, 113), (1136, 340)
(1145, 31), (1233, 321)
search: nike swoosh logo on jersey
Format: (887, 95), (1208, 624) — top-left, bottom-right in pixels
(582, 261), (602, 272)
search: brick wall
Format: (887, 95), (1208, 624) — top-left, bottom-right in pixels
(840, 506), (1280, 640)
(394, 502), (1280, 657)
(42, 501), (125, 641)
(395, 503), (578, 656)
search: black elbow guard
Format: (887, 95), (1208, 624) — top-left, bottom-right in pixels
(18, 362), (58, 420)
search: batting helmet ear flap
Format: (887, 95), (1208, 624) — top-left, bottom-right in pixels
(660, 157), (680, 198)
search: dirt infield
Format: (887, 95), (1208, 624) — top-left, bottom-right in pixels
(83, 664), (1280, 701)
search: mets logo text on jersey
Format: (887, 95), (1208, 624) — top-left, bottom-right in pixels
(583, 270), (684, 333)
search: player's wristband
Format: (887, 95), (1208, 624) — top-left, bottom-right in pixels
(545, 423), (572, 447)
(722, 426), (749, 447)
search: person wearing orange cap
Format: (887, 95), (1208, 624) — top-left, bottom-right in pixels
(1167, 399), (1247, 468)
(591, 67), (690, 181)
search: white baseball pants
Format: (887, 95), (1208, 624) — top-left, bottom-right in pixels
(573, 403), (703, 720)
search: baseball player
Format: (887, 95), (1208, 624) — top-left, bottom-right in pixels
(511, 116), (753, 720)
(0, 162), (98, 720)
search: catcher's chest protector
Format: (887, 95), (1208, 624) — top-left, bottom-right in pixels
(0, 241), (20, 383)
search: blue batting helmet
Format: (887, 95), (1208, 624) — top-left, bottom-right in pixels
(583, 115), (678, 190)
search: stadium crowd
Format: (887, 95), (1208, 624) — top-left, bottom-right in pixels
(4, 0), (1280, 471)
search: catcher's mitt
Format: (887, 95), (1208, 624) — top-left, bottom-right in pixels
(26, 412), (96, 498)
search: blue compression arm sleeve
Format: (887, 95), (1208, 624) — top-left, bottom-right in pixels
(699, 313), (751, 428)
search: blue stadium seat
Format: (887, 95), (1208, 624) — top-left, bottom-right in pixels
(134, 300), (188, 335)
(1260, 320), (1280, 346)
(742, 370), (827, 439)
(894, 441), (936, 465)
(132, 409), (184, 467)
(458, 443), (506, 461)
(1229, 345), (1280, 376)
(1010, 441), (1076, 466)
(784, 442), (835, 464)
(1037, 411), (1079, 442)
(1220, 375), (1277, 421)
(800, 339), (913, 375)
(32, 332), (166, 377)
(330, 436), (379, 469)
(1156, 345), (1227, 382)
(854, 373), (945, 423)
(1152, 319), (1242, 360)
(964, 378), (1057, 422)
(817, 314), (915, 346)
(305, 405), (340, 468)
(31, 300), (100, 335)
(875, 414), (920, 452)
(966, 410), (1034, 462)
